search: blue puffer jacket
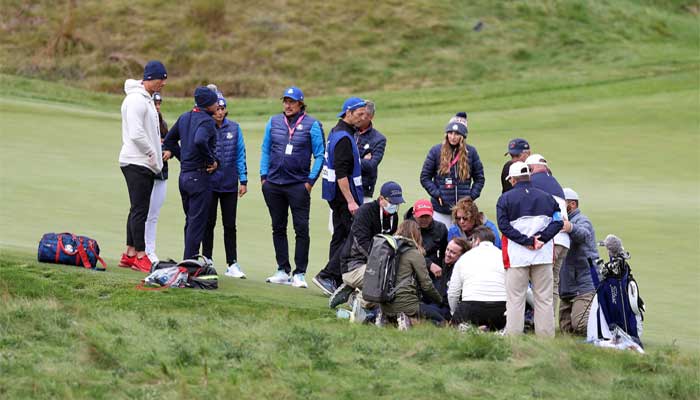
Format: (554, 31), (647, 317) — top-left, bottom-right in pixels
(356, 124), (386, 198)
(420, 143), (485, 215)
(210, 118), (247, 192)
(163, 108), (217, 173)
(260, 112), (325, 185)
(560, 209), (598, 299)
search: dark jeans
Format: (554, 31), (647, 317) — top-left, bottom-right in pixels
(261, 182), (310, 275)
(453, 301), (507, 330)
(179, 170), (212, 260)
(419, 302), (451, 323)
(202, 191), (238, 265)
(121, 164), (155, 251)
(317, 199), (353, 285)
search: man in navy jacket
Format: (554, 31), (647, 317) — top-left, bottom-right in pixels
(496, 161), (563, 337)
(355, 101), (386, 201)
(260, 87), (325, 288)
(163, 86), (219, 261)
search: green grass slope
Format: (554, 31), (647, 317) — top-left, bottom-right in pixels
(0, 0), (697, 97)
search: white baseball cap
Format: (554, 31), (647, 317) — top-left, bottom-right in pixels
(525, 153), (548, 166)
(506, 161), (530, 180)
(563, 188), (579, 201)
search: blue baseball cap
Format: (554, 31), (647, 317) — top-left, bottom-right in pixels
(380, 181), (405, 204)
(281, 86), (304, 102)
(217, 93), (227, 108)
(505, 138), (530, 156)
(337, 97), (367, 118)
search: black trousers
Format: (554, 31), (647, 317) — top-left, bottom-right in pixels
(453, 301), (507, 330)
(202, 191), (239, 265)
(121, 164), (155, 251)
(179, 170), (213, 260)
(317, 199), (353, 285)
(261, 182), (310, 275)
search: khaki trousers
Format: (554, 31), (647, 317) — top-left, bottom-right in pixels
(342, 264), (374, 308)
(553, 245), (569, 318)
(559, 292), (595, 335)
(505, 263), (554, 338)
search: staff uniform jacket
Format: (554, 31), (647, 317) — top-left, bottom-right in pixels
(530, 171), (570, 249)
(355, 124), (387, 198)
(163, 108), (217, 173)
(560, 208), (598, 299)
(322, 120), (363, 204)
(260, 111), (324, 185)
(447, 214), (502, 249)
(340, 200), (399, 273)
(420, 143), (485, 215)
(379, 237), (442, 318)
(119, 79), (163, 174)
(211, 118), (248, 192)
(496, 181), (563, 268)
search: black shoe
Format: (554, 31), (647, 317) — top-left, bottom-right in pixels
(329, 283), (354, 309)
(312, 275), (337, 297)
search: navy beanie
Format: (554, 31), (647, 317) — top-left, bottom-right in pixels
(194, 86), (218, 108)
(143, 60), (167, 81)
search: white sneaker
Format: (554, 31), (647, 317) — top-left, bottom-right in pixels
(225, 262), (246, 279)
(266, 270), (291, 285)
(350, 296), (367, 323)
(291, 273), (308, 288)
(397, 312), (412, 331)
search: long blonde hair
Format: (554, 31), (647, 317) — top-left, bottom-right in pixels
(395, 220), (425, 255)
(438, 135), (470, 181)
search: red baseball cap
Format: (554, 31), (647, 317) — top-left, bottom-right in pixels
(413, 199), (433, 217)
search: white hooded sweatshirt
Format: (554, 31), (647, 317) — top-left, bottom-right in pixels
(119, 79), (163, 173)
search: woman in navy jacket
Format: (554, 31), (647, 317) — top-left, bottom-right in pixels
(420, 112), (485, 228)
(202, 89), (248, 278)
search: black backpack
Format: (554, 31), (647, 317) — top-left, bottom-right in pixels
(362, 234), (412, 303)
(150, 256), (219, 290)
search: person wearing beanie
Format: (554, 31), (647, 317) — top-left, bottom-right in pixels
(420, 112), (485, 228)
(118, 60), (168, 273)
(260, 86), (325, 289)
(163, 86), (220, 260)
(201, 88), (249, 279)
(143, 92), (170, 264)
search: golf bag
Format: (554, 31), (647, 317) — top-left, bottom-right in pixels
(586, 254), (645, 347)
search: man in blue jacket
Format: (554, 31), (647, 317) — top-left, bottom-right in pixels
(559, 187), (598, 335)
(312, 97), (367, 296)
(261, 87), (325, 288)
(163, 86), (219, 261)
(355, 101), (386, 202)
(496, 161), (563, 337)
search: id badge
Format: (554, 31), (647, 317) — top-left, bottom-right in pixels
(285, 144), (293, 155)
(445, 178), (454, 189)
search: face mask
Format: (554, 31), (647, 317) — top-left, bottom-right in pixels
(383, 203), (398, 215)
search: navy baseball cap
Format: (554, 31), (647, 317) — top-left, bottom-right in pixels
(380, 181), (405, 204)
(337, 97), (367, 118)
(505, 138), (530, 156)
(281, 86), (304, 102)
(217, 92), (227, 108)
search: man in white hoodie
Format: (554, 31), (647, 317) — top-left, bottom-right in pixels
(118, 60), (167, 273)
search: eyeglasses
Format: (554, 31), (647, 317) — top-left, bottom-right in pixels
(455, 216), (469, 221)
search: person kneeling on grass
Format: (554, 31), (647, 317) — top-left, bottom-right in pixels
(380, 220), (443, 330)
(447, 226), (507, 331)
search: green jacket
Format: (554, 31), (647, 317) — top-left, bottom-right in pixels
(380, 237), (442, 317)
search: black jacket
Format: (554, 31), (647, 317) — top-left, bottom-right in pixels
(341, 200), (399, 273)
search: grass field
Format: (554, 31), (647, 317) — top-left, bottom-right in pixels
(1, 66), (699, 397)
(1, 1), (699, 397)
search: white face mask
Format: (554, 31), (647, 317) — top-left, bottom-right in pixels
(383, 203), (399, 215)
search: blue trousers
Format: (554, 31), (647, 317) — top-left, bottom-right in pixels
(262, 182), (310, 275)
(179, 170), (212, 260)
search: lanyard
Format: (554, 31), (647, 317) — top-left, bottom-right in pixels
(448, 152), (460, 169)
(380, 209), (394, 233)
(284, 113), (306, 142)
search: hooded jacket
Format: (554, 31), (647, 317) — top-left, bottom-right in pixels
(119, 79), (163, 173)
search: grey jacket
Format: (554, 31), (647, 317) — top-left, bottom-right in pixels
(559, 209), (598, 299)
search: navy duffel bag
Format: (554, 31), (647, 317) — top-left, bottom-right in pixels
(37, 232), (107, 271)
